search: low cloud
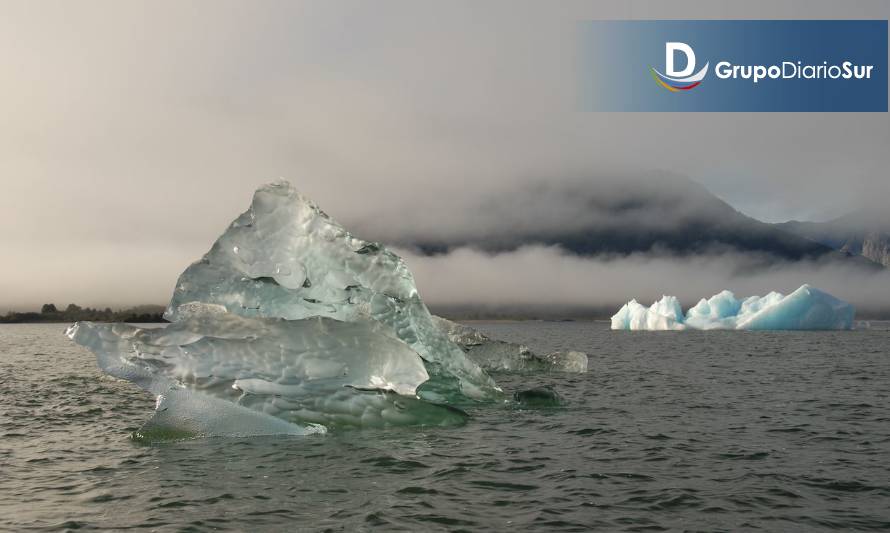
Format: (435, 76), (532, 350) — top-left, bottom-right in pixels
(355, 174), (726, 247)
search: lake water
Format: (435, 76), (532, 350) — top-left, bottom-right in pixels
(2, 321), (889, 532)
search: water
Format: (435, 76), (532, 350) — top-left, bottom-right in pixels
(2, 322), (889, 532)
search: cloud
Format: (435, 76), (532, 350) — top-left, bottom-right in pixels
(0, 241), (197, 313)
(353, 173), (727, 246)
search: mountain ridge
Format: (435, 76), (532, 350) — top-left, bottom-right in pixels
(393, 176), (880, 269)
(776, 209), (890, 268)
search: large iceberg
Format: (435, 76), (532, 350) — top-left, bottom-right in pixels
(164, 181), (499, 402)
(611, 284), (854, 331)
(68, 181), (585, 438)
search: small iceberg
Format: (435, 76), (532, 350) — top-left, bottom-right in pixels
(611, 284), (854, 331)
(433, 316), (588, 373)
(67, 181), (587, 439)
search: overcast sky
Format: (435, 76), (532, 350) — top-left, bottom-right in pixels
(1, 0), (888, 311)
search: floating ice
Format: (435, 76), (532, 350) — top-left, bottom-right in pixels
(433, 316), (588, 373)
(611, 284), (854, 331)
(66, 311), (473, 430)
(66, 319), (327, 439)
(68, 181), (511, 438)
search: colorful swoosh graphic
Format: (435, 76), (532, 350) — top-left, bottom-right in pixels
(649, 63), (709, 92)
(649, 68), (702, 91)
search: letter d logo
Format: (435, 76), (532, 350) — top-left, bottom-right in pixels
(666, 42), (695, 77)
(650, 42), (709, 92)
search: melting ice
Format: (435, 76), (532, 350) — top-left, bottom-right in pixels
(67, 181), (587, 439)
(611, 284), (855, 331)
(433, 316), (588, 373)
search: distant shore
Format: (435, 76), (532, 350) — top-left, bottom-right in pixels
(0, 304), (166, 324)
(3, 303), (889, 323)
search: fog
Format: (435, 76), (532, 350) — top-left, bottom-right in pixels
(0, 0), (888, 311)
(356, 174), (727, 246)
(399, 246), (890, 315)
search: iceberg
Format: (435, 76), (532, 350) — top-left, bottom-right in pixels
(165, 181), (499, 402)
(611, 284), (854, 331)
(68, 181), (514, 438)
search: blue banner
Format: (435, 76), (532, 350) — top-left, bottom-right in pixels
(579, 20), (888, 112)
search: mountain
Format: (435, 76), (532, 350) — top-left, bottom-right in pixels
(398, 176), (874, 266)
(776, 210), (890, 268)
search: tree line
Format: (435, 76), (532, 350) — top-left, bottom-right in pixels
(0, 303), (167, 323)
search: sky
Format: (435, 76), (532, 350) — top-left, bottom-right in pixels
(1, 0), (888, 312)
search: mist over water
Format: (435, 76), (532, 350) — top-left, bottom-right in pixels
(3, 322), (889, 531)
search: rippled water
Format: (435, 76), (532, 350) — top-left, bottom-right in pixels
(2, 321), (889, 532)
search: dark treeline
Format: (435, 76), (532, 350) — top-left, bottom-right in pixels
(0, 303), (167, 323)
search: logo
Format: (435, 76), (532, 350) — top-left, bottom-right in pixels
(650, 42), (709, 92)
(580, 20), (887, 111)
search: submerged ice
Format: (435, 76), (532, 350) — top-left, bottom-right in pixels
(433, 316), (588, 373)
(67, 181), (586, 438)
(611, 284), (854, 331)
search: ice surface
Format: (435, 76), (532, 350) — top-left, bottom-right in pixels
(66, 312), (468, 433)
(611, 284), (854, 331)
(610, 297), (687, 331)
(68, 181), (516, 438)
(684, 290), (743, 330)
(735, 286), (854, 330)
(433, 316), (588, 373)
(65, 321), (325, 438)
(166, 181), (499, 402)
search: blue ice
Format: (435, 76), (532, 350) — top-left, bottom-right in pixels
(611, 284), (854, 331)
